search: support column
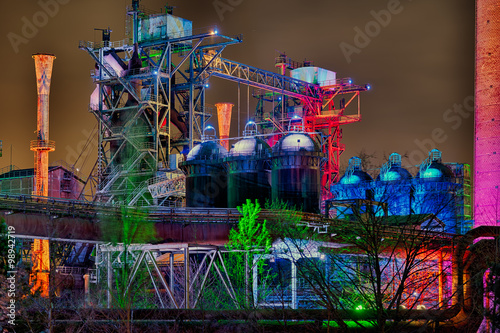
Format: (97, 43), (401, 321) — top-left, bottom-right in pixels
(252, 256), (258, 307)
(291, 259), (297, 309)
(170, 252), (174, 292)
(107, 250), (112, 308)
(438, 251), (444, 308)
(184, 247), (190, 309)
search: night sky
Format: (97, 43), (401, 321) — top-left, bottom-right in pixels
(0, 0), (474, 178)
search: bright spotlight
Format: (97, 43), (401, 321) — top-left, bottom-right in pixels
(365, 84), (371, 90)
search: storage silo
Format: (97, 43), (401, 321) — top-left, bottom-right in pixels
(225, 122), (271, 208)
(414, 149), (458, 233)
(180, 140), (228, 207)
(330, 156), (374, 219)
(333, 156), (373, 199)
(271, 131), (324, 213)
(375, 153), (413, 216)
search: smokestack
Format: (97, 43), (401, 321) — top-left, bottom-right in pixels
(215, 102), (233, 150)
(30, 53), (55, 298)
(475, 1), (500, 227)
(30, 53), (56, 197)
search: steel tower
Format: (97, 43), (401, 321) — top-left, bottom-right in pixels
(79, 4), (241, 205)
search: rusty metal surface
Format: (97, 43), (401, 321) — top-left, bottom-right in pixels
(0, 194), (456, 244)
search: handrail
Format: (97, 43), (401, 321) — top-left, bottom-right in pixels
(206, 57), (322, 101)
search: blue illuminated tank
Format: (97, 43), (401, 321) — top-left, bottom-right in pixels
(374, 153), (413, 216)
(329, 150), (468, 234)
(333, 156), (373, 199)
(331, 156), (374, 219)
(414, 149), (458, 232)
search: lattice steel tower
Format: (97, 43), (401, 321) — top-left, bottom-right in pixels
(79, 2), (241, 205)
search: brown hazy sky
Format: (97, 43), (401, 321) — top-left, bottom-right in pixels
(0, 0), (474, 177)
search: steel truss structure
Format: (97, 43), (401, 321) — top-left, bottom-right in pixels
(79, 4), (368, 205)
(201, 54), (369, 193)
(79, 12), (242, 205)
(15, 237), (95, 268)
(95, 243), (241, 309)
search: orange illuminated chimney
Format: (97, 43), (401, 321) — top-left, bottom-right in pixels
(31, 53), (56, 197)
(30, 53), (56, 298)
(215, 102), (233, 150)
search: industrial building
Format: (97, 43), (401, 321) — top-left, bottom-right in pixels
(0, 164), (84, 199)
(330, 149), (472, 234)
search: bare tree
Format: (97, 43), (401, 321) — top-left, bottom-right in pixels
(264, 186), (459, 332)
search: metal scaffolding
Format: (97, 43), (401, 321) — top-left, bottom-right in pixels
(95, 243), (240, 309)
(79, 4), (368, 205)
(79, 5), (241, 205)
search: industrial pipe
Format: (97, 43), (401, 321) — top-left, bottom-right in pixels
(216, 102), (233, 151)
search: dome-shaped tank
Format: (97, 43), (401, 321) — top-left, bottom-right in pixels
(376, 153), (412, 182)
(272, 133), (320, 153)
(180, 140), (228, 208)
(414, 149), (458, 232)
(271, 132), (323, 213)
(226, 132), (271, 208)
(333, 156), (374, 200)
(185, 141), (227, 161)
(339, 170), (373, 185)
(331, 156), (374, 220)
(416, 149), (454, 182)
(374, 153), (413, 216)
(418, 162), (454, 182)
(339, 157), (373, 185)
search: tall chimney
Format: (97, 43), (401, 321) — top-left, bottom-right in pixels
(30, 53), (56, 298)
(31, 53), (56, 197)
(215, 102), (233, 150)
(475, 1), (500, 226)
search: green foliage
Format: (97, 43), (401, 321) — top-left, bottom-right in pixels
(224, 199), (272, 308)
(227, 199), (271, 252)
(100, 206), (157, 245)
(98, 205), (158, 311)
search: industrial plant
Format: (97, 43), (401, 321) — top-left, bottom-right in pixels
(0, 0), (498, 332)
